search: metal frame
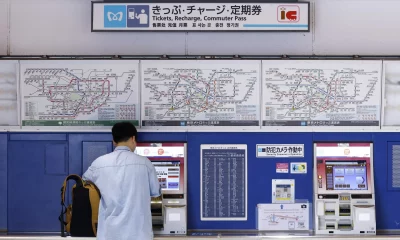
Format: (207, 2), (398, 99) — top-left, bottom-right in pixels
(91, 1), (310, 33)
(0, 55), (400, 132)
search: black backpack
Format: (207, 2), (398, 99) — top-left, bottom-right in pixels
(59, 174), (101, 237)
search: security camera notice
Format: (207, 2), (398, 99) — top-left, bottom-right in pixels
(257, 144), (304, 158)
(92, 2), (310, 31)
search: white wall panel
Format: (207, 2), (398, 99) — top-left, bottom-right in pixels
(0, 0), (9, 55)
(9, 0), (186, 55)
(314, 0), (400, 55)
(187, 1), (315, 55)
(187, 32), (313, 55)
(6, 0), (400, 56)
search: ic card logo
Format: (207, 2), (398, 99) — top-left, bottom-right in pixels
(278, 5), (300, 22)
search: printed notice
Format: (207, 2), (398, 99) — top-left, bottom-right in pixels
(257, 144), (304, 158)
(257, 203), (309, 231)
(0, 61), (18, 126)
(290, 162), (307, 174)
(276, 163), (289, 173)
(201, 144), (247, 220)
(383, 61), (400, 126)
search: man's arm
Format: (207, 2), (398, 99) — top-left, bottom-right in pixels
(147, 160), (161, 197)
(82, 166), (95, 182)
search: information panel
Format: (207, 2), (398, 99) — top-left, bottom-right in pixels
(152, 161), (181, 190)
(0, 61), (18, 126)
(257, 203), (310, 231)
(201, 144), (247, 221)
(383, 61), (400, 126)
(262, 60), (382, 127)
(92, 2), (309, 32)
(20, 60), (140, 127)
(141, 60), (260, 128)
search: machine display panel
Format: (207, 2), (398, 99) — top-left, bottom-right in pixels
(152, 161), (180, 190)
(325, 160), (367, 191)
(135, 142), (186, 194)
(315, 143), (373, 194)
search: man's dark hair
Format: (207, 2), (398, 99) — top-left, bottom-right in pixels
(112, 122), (138, 143)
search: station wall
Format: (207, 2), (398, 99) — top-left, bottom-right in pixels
(1, 0), (400, 56)
(1, 131), (400, 232)
(1, 0), (400, 234)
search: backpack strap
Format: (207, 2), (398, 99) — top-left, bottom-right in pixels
(59, 174), (84, 237)
(85, 180), (101, 236)
(61, 174), (84, 205)
(85, 180), (101, 198)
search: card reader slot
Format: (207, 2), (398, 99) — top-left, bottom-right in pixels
(339, 204), (351, 216)
(324, 209), (335, 215)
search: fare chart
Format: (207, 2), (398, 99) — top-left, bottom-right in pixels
(201, 144), (247, 221)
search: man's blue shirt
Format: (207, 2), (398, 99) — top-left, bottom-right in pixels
(83, 146), (160, 240)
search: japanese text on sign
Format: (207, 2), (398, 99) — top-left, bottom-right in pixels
(257, 144), (304, 158)
(152, 5), (262, 16)
(92, 2), (310, 31)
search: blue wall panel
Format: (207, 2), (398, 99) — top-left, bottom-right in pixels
(68, 134), (113, 176)
(186, 132), (313, 230)
(137, 132), (187, 143)
(9, 134), (66, 141)
(7, 138), (68, 232)
(82, 141), (113, 173)
(4, 131), (400, 232)
(45, 143), (67, 175)
(67, 134), (113, 207)
(312, 132), (373, 142)
(371, 133), (400, 230)
(387, 141), (400, 191)
(0, 134), (7, 231)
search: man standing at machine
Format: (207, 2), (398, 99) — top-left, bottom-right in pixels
(82, 122), (161, 240)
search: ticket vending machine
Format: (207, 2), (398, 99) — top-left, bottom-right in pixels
(314, 143), (376, 235)
(135, 142), (187, 235)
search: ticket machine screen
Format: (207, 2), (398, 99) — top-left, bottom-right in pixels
(325, 160), (368, 190)
(152, 161), (181, 190)
(135, 142), (185, 194)
(315, 143), (372, 193)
